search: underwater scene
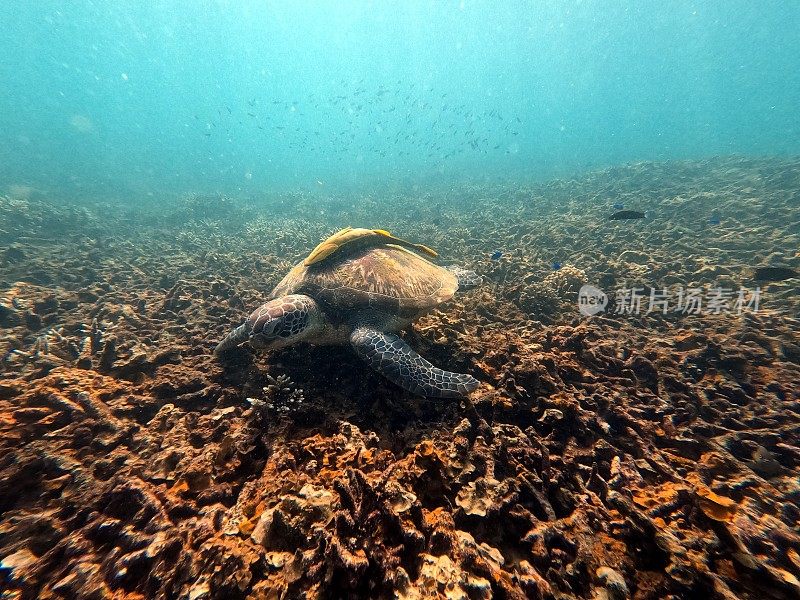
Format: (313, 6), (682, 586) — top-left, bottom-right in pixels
(1, 2), (800, 599)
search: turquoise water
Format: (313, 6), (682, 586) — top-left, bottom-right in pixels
(1, 1), (798, 200)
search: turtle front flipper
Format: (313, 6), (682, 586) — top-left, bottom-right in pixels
(350, 327), (478, 398)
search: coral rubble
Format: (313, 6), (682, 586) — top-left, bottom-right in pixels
(2, 157), (800, 599)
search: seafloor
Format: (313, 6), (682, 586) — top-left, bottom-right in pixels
(1, 157), (799, 600)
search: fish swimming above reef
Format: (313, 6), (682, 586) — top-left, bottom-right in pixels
(752, 266), (798, 281)
(609, 210), (646, 220)
(215, 227), (481, 398)
(613, 203), (625, 210)
(490, 250), (503, 260)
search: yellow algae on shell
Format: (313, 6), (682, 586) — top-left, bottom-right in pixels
(303, 226), (438, 266)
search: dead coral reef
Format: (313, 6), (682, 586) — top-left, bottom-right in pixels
(2, 157), (800, 599)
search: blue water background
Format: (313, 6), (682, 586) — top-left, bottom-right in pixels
(1, 1), (798, 200)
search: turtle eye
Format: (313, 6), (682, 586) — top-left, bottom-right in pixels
(259, 320), (280, 337)
(249, 317), (282, 350)
(247, 306), (280, 338)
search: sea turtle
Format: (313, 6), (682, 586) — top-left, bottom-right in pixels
(215, 227), (480, 397)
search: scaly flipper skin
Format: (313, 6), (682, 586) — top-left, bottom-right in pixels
(350, 327), (479, 398)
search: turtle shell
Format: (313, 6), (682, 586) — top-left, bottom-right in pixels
(271, 240), (457, 319)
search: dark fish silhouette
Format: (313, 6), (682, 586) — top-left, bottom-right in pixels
(552, 261), (561, 271)
(708, 215), (721, 225)
(609, 210), (646, 220)
(753, 266), (798, 281)
(613, 203), (625, 210)
(490, 250), (503, 260)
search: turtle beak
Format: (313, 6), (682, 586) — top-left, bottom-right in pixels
(214, 323), (248, 355)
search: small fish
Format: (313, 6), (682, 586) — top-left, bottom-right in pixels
(552, 262), (561, 271)
(708, 215), (721, 225)
(612, 203), (625, 210)
(490, 250), (503, 261)
(753, 266), (798, 282)
(609, 210), (646, 220)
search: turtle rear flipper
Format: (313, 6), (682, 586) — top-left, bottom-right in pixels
(350, 327), (478, 398)
(444, 265), (481, 290)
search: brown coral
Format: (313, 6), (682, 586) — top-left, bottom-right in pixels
(2, 157), (800, 599)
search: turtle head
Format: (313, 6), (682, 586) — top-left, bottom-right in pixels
(214, 294), (322, 355)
